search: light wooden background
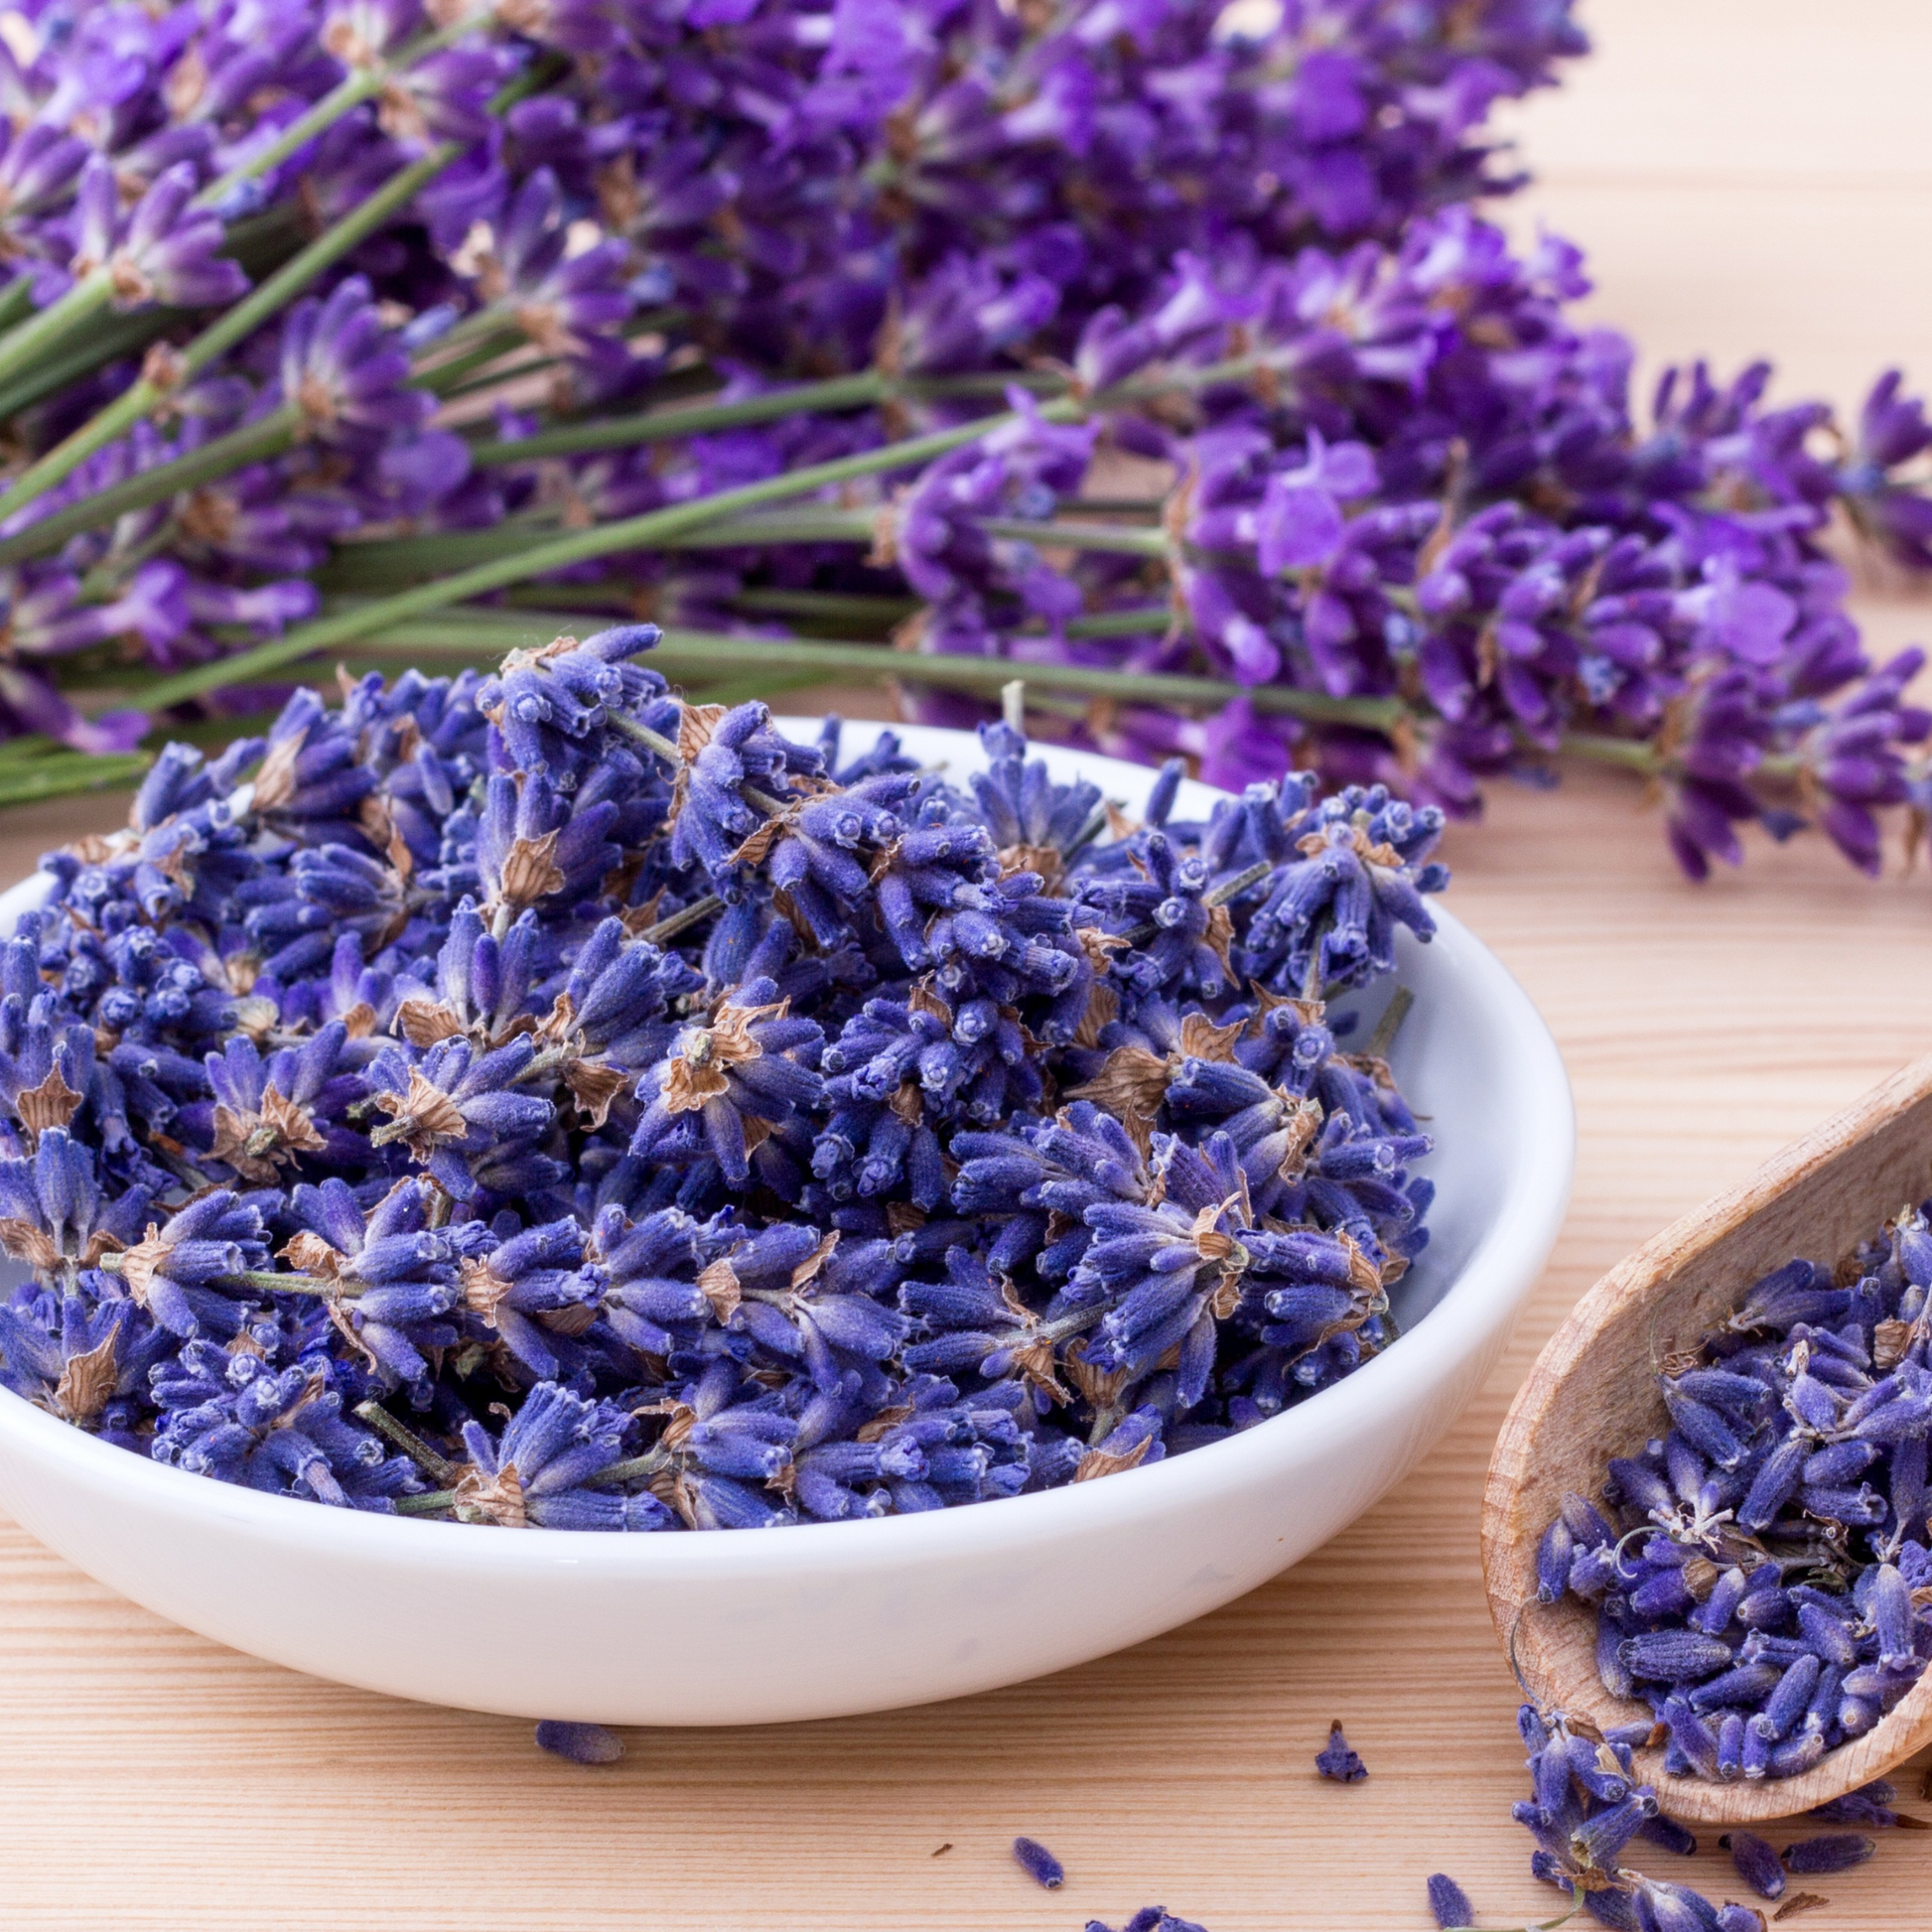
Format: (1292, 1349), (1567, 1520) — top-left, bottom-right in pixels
(5, 5), (1932, 1925)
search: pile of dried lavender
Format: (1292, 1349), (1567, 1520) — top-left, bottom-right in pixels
(1538, 1221), (1932, 1782)
(0, 625), (1443, 1526)
(1431, 1712), (1919, 1932)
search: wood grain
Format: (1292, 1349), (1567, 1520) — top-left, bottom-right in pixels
(1484, 1052), (1932, 1824)
(5, 4), (1932, 1925)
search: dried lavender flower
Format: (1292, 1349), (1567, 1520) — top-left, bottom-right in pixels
(533, 1721), (623, 1766)
(1012, 1837), (1064, 1889)
(1538, 1210), (1932, 1781)
(1723, 1832), (1786, 1899)
(1315, 1720), (1367, 1782)
(1779, 1834), (1874, 1875)
(1427, 1872), (1474, 1929)
(0, 636), (1440, 1537)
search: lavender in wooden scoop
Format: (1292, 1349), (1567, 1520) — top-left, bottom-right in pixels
(1538, 1210), (1932, 1785)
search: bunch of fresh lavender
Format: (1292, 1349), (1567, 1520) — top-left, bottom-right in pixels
(0, 0), (1587, 798)
(0, 623), (1446, 1525)
(1534, 1214), (1932, 1788)
(5, 0), (1928, 885)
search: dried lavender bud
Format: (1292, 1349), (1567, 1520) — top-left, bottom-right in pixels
(1779, 1834), (1874, 1875)
(1315, 1720), (1367, 1782)
(1638, 1814), (1698, 1858)
(1722, 1831), (1786, 1899)
(1012, 1837), (1064, 1889)
(1427, 1873), (1474, 1929)
(5, 634), (1443, 1545)
(533, 1721), (623, 1765)
(1717, 1908), (1767, 1932)
(1540, 1212), (1932, 1785)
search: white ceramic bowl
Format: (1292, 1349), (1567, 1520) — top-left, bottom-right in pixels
(0, 723), (1573, 1724)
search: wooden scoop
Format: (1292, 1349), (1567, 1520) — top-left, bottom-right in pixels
(1482, 1051), (1932, 1826)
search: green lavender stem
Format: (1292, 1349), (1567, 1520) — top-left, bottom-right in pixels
(312, 505), (1169, 598)
(316, 610), (1409, 731)
(136, 404), (1071, 707)
(1559, 732), (1664, 776)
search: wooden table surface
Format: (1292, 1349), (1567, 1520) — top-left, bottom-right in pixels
(7, 5), (1932, 1926)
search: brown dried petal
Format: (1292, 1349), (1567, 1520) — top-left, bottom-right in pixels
(1065, 1045), (1172, 1152)
(998, 842), (1063, 890)
(661, 1055), (732, 1114)
(697, 1257), (742, 1320)
(277, 1231), (346, 1281)
(906, 980), (952, 1024)
(1074, 1435), (1153, 1483)
(396, 997), (464, 1047)
(452, 1460), (527, 1529)
(1874, 1317), (1913, 1370)
(1073, 925), (1131, 972)
(250, 728), (308, 813)
(0, 1217), (61, 1272)
(538, 1302), (599, 1338)
(14, 1064), (82, 1138)
(373, 1068), (470, 1158)
(729, 811), (792, 868)
(118, 1222), (169, 1307)
(1175, 1012), (1244, 1063)
(854, 1403), (915, 1445)
(461, 1256), (512, 1321)
(262, 1086), (327, 1157)
(563, 1058), (631, 1130)
(55, 1329), (121, 1423)
(495, 831), (567, 909)
(676, 701), (729, 763)
(1070, 978), (1118, 1054)
(789, 1229), (840, 1293)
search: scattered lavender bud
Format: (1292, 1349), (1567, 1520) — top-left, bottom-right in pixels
(1316, 1721), (1367, 1782)
(1721, 1832), (1786, 1899)
(1717, 1908), (1767, 1932)
(1012, 1838), (1063, 1889)
(1639, 1814), (1698, 1857)
(1427, 1872), (1475, 1929)
(533, 1721), (623, 1765)
(1780, 1834), (1874, 1875)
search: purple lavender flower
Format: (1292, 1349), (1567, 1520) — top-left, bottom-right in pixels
(1012, 1836), (1064, 1889)
(533, 1720), (623, 1764)
(1427, 1873), (1474, 1931)
(1315, 1719), (1367, 1782)
(69, 158), (246, 311)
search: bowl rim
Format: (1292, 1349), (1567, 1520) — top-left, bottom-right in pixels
(0, 721), (1575, 1578)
